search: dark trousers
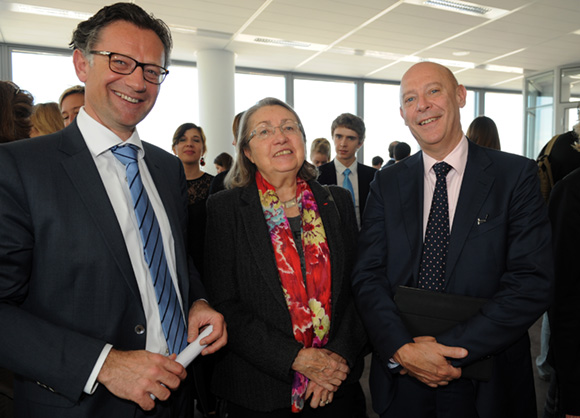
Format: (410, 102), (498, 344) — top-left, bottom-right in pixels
(381, 375), (479, 418)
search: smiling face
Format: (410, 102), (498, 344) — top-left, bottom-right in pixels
(243, 105), (305, 184)
(173, 128), (204, 165)
(332, 126), (361, 166)
(399, 62), (466, 160)
(73, 20), (165, 140)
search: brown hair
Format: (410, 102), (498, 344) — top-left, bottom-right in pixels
(0, 81), (34, 143)
(214, 152), (233, 171)
(226, 97), (317, 189)
(466, 116), (501, 151)
(59, 85), (85, 108)
(331, 113), (366, 143)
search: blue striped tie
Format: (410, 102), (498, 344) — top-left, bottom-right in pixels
(111, 144), (188, 355)
(343, 168), (355, 206)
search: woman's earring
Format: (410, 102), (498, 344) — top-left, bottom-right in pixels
(200, 156), (205, 166)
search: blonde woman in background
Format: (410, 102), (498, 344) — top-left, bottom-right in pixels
(310, 137), (331, 167)
(29, 102), (64, 137)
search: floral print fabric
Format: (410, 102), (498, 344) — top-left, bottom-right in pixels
(256, 172), (332, 412)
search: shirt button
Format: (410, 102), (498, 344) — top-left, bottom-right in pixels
(134, 324), (145, 335)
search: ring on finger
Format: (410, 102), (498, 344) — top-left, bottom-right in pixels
(325, 400), (330, 404)
(319, 400), (325, 407)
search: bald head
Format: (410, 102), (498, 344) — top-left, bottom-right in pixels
(399, 61), (467, 160)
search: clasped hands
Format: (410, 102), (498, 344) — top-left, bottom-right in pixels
(97, 300), (226, 410)
(292, 347), (350, 409)
(393, 336), (468, 388)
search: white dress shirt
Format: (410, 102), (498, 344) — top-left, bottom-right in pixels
(334, 158), (361, 227)
(77, 109), (186, 393)
(421, 135), (469, 238)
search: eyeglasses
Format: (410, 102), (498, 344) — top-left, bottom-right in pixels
(90, 51), (169, 85)
(249, 121), (302, 142)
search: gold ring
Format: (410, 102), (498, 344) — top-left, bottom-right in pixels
(326, 400), (330, 404)
(319, 401), (325, 407)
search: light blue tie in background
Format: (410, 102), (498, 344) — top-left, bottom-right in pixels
(111, 144), (188, 355)
(343, 168), (355, 206)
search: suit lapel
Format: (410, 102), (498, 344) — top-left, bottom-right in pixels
(399, 153), (425, 286)
(239, 183), (289, 310)
(59, 124), (141, 299)
(444, 143), (494, 288)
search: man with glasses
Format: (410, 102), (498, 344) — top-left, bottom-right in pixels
(0, 3), (226, 417)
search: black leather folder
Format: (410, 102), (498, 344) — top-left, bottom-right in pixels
(394, 285), (493, 381)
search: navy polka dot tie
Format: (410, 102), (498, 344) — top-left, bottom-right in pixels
(418, 161), (452, 292)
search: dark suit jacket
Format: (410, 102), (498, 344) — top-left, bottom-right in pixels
(317, 160), (376, 220)
(205, 180), (367, 412)
(352, 141), (553, 418)
(0, 121), (206, 418)
(548, 167), (580, 415)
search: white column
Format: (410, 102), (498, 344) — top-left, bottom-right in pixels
(197, 50), (235, 175)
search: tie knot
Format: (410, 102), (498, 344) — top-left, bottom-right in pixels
(433, 162), (451, 178)
(343, 168), (351, 176)
(111, 144), (139, 166)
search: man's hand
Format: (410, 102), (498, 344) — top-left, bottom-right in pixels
(187, 299), (227, 355)
(97, 349), (186, 410)
(291, 348), (350, 392)
(393, 336), (467, 387)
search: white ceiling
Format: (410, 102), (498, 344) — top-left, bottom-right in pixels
(1, 0), (579, 91)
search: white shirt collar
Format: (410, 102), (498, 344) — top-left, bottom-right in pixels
(76, 108), (145, 160)
(422, 135), (468, 176)
(334, 158), (357, 173)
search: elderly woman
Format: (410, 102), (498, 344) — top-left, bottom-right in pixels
(205, 97), (367, 417)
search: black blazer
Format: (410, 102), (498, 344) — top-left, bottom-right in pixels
(548, 167), (580, 414)
(317, 160), (376, 220)
(0, 121), (206, 417)
(352, 142), (553, 417)
(205, 180), (367, 412)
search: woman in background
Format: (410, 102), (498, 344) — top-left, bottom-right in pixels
(310, 137), (331, 167)
(0, 81), (34, 143)
(214, 152), (233, 174)
(172, 123), (214, 276)
(29, 102), (64, 137)
(466, 115), (501, 150)
(205, 97), (367, 417)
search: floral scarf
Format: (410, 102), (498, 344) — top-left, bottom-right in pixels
(256, 172), (332, 412)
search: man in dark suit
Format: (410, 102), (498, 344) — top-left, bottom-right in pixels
(317, 113), (376, 227)
(0, 3), (226, 417)
(352, 62), (553, 418)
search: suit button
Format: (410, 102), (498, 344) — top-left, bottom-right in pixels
(134, 325), (145, 335)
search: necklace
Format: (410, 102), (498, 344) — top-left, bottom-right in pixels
(281, 197), (297, 209)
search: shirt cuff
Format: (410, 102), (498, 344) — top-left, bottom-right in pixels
(84, 344), (113, 395)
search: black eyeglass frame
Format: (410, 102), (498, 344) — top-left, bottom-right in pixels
(90, 50), (169, 85)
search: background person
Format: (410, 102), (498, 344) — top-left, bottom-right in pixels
(209, 111), (244, 194)
(317, 113), (376, 228)
(310, 137), (331, 167)
(0, 81), (34, 143)
(29, 102), (65, 137)
(393, 141), (411, 162)
(466, 115), (501, 150)
(371, 156), (384, 170)
(59, 85), (85, 127)
(213, 152), (233, 174)
(206, 97), (367, 417)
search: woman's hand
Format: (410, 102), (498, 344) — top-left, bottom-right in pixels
(305, 380), (334, 408)
(291, 348), (350, 392)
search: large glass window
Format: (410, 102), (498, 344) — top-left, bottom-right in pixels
(461, 90), (476, 134)
(11, 50), (77, 103)
(137, 64), (198, 152)
(484, 92), (524, 156)
(293, 78), (356, 164)
(364, 83), (416, 166)
(235, 72), (285, 114)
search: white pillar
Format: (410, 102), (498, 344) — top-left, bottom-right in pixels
(197, 50), (235, 175)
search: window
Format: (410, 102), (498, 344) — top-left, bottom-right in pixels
(293, 78), (356, 164)
(484, 92), (524, 155)
(235, 72), (285, 113)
